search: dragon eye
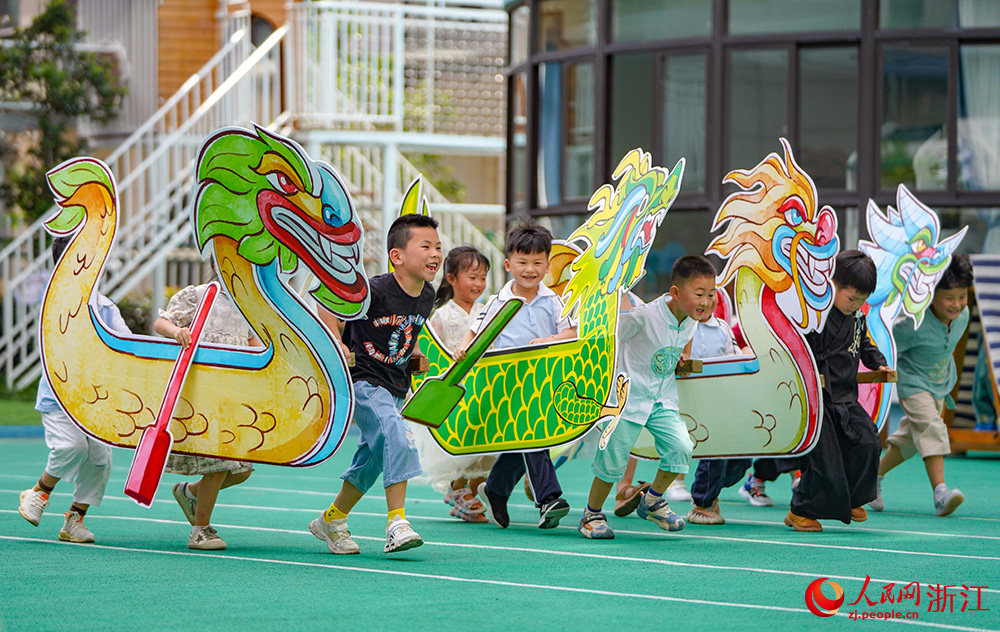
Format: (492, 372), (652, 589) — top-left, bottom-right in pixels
(911, 238), (927, 254)
(267, 171), (299, 195)
(779, 198), (805, 226)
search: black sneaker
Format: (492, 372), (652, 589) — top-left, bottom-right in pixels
(538, 497), (570, 529)
(477, 482), (509, 528)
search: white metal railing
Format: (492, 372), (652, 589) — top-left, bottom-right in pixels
(287, 0), (506, 137)
(0, 16), (286, 390)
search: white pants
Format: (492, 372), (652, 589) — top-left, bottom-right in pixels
(41, 410), (112, 506)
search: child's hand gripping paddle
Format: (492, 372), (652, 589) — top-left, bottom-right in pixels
(403, 299), (523, 428)
(124, 282), (219, 507)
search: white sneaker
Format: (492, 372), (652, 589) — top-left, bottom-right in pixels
(309, 515), (361, 554)
(384, 516), (423, 553)
(868, 475), (885, 512)
(188, 525), (227, 550)
(738, 476), (774, 507)
(59, 511), (95, 543)
(934, 484), (965, 517)
(18, 488), (49, 526)
(172, 482), (197, 526)
(665, 479), (692, 502)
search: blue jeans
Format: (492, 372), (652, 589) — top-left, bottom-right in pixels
(340, 381), (422, 493)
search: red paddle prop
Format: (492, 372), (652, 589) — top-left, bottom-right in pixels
(124, 282), (219, 507)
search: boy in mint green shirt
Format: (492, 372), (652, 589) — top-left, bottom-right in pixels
(870, 254), (973, 517)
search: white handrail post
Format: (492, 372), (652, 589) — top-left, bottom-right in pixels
(392, 9), (405, 132)
(381, 142), (398, 274)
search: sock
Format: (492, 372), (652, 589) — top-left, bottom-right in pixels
(388, 508), (405, 525)
(183, 482), (197, 501)
(586, 505), (602, 515)
(324, 503), (349, 523)
(647, 488), (664, 502)
(69, 504), (88, 517)
(36, 479), (54, 494)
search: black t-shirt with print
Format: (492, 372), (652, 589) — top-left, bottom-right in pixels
(343, 272), (435, 398)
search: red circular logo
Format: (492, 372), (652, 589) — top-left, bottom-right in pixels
(805, 578), (844, 617)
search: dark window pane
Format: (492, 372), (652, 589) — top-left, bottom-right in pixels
(663, 54), (707, 191)
(729, 0), (860, 35)
(799, 48), (858, 189)
(537, 62), (563, 207)
(511, 73), (528, 209)
(537, 61), (594, 207)
(633, 210), (716, 298)
(881, 0), (1000, 28)
(730, 49), (788, 173)
(611, 53), (654, 171)
(881, 46), (948, 190)
(539, 0), (597, 52)
(959, 45), (1000, 191)
(565, 62), (595, 199)
(612, 0), (711, 43)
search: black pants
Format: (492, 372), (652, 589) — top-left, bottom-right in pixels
(485, 450), (562, 506)
(690, 458), (753, 507)
(790, 400), (881, 524)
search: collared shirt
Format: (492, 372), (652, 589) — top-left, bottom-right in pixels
(37, 294), (132, 413)
(691, 315), (737, 360)
(617, 295), (697, 423)
(471, 280), (574, 349)
(894, 307), (970, 401)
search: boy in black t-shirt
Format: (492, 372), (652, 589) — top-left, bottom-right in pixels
(310, 214), (441, 554)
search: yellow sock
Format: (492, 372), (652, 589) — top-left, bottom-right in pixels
(388, 508), (405, 525)
(324, 503), (348, 523)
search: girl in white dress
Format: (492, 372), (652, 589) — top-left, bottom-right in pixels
(416, 246), (496, 522)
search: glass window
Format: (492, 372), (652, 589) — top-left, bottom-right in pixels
(539, 0), (597, 52)
(537, 61), (594, 207)
(941, 208), (1000, 253)
(611, 53), (654, 173)
(881, 0), (1000, 29)
(511, 73), (529, 209)
(537, 62), (563, 208)
(729, 0), (860, 35)
(663, 54), (707, 192)
(730, 49), (788, 173)
(633, 210), (716, 298)
(958, 45), (1000, 191)
(799, 47), (858, 189)
(881, 46), (948, 190)
(510, 6), (530, 66)
(565, 62), (595, 199)
(612, 0), (711, 43)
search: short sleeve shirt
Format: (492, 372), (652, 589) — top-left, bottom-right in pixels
(471, 280), (573, 349)
(894, 307), (970, 400)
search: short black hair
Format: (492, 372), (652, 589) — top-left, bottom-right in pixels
(833, 249), (877, 295)
(505, 218), (552, 257)
(670, 254), (716, 287)
(386, 214), (439, 256)
(51, 236), (72, 265)
(937, 253), (974, 291)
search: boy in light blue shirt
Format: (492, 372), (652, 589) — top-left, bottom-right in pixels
(578, 254), (717, 539)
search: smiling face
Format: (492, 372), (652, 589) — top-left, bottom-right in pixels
(448, 261), (488, 306)
(832, 284), (870, 315)
(930, 286), (969, 324)
(670, 274), (717, 322)
(505, 249), (550, 294)
(391, 225), (442, 284)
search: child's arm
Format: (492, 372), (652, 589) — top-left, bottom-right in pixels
(317, 307), (351, 357)
(530, 327), (577, 345)
(859, 319), (890, 371)
(154, 317), (192, 349)
(453, 329), (476, 361)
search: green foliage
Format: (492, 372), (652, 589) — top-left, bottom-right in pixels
(0, 0), (126, 223)
(116, 289), (153, 336)
(403, 153), (466, 203)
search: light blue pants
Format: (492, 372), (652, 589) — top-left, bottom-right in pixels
(592, 405), (693, 483)
(341, 381), (422, 493)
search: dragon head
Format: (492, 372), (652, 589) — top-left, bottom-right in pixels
(707, 138), (838, 333)
(859, 184), (967, 326)
(192, 125), (369, 319)
(561, 149), (683, 316)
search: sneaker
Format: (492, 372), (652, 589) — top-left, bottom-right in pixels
(384, 516), (423, 553)
(309, 515), (361, 554)
(444, 487), (486, 515)
(784, 511), (822, 532)
(538, 497), (570, 529)
(868, 475), (885, 512)
(578, 511), (615, 539)
(172, 482), (197, 526)
(449, 506), (488, 523)
(665, 479), (692, 502)
(636, 494), (685, 531)
(18, 488), (49, 526)
(739, 476), (774, 507)
(851, 506), (868, 522)
(58, 511), (95, 543)
(188, 525), (226, 550)
(686, 499), (725, 525)
(934, 484), (965, 517)
(477, 482), (509, 528)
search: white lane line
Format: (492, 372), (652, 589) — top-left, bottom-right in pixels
(4, 508), (994, 597)
(0, 534), (994, 632)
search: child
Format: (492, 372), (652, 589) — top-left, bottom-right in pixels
(577, 254), (717, 539)
(156, 273), (259, 550)
(456, 219), (577, 529)
(785, 250), (890, 532)
(18, 236), (131, 543)
(870, 254), (973, 516)
(417, 245), (495, 523)
(310, 214), (441, 554)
